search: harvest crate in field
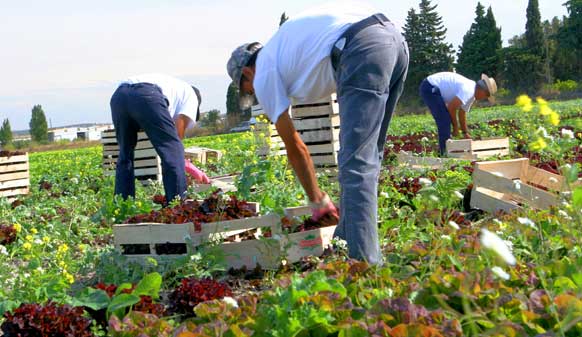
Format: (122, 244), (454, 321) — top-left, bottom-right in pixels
(470, 158), (573, 213)
(113, 202), (282, 269)
(0, 152), (30, 201)
(101, 130), (162, 184)
(447, 137), (510, 159)
(282, 206), (337, 264)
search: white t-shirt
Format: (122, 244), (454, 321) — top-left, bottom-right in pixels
(427, 72), (476, 112)
(254, 2), (378, 123)
(121, 73), (199, 129)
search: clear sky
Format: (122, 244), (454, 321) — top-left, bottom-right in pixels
(0, 0), (567, 130)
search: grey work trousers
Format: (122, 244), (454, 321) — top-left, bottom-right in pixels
(333, 21), (409, 265)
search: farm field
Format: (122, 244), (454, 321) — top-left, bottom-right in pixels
(1, 98), (582, 336)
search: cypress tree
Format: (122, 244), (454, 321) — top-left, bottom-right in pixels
(402, 0), (454, 101)
(29, 105), (48, 143)
(525, 0), (546, 55)
(457, 3), (487, 79)
(0, 119), (12, 146)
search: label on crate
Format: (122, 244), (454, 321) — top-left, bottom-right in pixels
(299, 235), (323, 249)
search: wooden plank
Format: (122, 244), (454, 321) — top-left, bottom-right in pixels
(446, 139), (472, 153)
(306, 142), (340, 155)
(472, 149), (510, 159)
(101, 131), (149, 143)
(299, 128), (340, 143)
(293, 115), (341, 131)
(470, 187), (521, 214)
(103, 141), (154, 152)
(0, 154), (28, 165)
(0, 187), (29, 198)
(526, 166), (565, 192)
(103, 148), (159, 159)
(0, 172), (29, 182)
(312, 155), (338, 166)
(0, 163), (29, 174)
(134, 167), (162, 176)
(471, 137), (510, 151)
(290, 104), (338, 118)
(284, 206), (311, 218)
(0, 178), (29, 190)
(102, 158), (161, 168)
(474, 158), (529, 180)
(192, 213), (280, 246)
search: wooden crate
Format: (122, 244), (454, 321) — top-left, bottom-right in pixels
(184, 146), (223, 165)
(470, 158), (570, 213)
(113, 202), (282, 269)
(0, 153), (30, 201)
(101, 130), (162, 183)
(282, 206), (337, 263)
(396, 151), (463, 170)
(447, 137), (510, 159)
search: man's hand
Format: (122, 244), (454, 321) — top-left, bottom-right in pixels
(185, 160), (210, 184)
(310, 192), (339, 221)
(462, 131), (472, 139)
(452, 129), (460, 138)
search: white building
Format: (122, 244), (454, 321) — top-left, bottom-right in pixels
(48, 123), (113, 142)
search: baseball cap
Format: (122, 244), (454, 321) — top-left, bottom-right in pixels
(227, 42), (263, 109)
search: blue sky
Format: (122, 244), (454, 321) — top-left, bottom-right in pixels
(0, 0), (567, 130)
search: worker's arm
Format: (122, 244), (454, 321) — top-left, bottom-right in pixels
(458, 109), (471, 138)
(275, 110), (325, 204)
(447, 97), (462, 138)
(175, 115), (192, 140)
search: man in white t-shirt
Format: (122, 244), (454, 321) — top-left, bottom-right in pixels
(110, 73), (209, 204)
(226, 3), (409, 265)
(420, 72), (497, 155)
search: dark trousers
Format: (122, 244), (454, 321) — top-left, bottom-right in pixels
(110, 83), (186, 202)
(419, 79), (451, 155)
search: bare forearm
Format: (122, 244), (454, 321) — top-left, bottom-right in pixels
(448, 108), (459, 133)
(275, 111), (324, 203)
(286, 135), (323, 202)
(459, 110), (469, 133)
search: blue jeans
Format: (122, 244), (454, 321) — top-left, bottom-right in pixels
(420, 79), (451, 155)
(110, 83), (187, 203)
(332, 22), (409, 265)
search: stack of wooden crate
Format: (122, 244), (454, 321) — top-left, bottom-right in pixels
(253, 95), (340, 176)
(184, 146), (223, 165)
(0, 152), (30, 201)
(470, 158), (573, 213)
(446, 137), (510, 159)
(101, 130), (162, 184)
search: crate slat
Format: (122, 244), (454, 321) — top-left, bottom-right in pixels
(0, 171), (29, 182)
(447, 137), (510, 159)
(0, 154), (28, 165)
(0, 162), (29, 174)
(0, 177), (29, 190)
(0, 187), (30, 198)
(470, 187), (521, 214)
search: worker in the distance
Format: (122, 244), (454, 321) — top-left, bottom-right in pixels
(419, 72), (497, 155)
(227, 3), (409, 265)
(110, 73), (210, 204)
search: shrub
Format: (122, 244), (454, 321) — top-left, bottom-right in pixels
(553, 79), (579, 93)
(1, 302), (94, 337)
